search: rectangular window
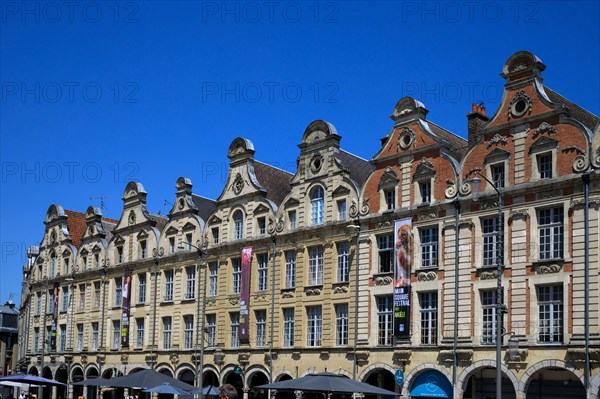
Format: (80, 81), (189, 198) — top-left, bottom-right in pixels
(79, 284), (85, 311)
(94, 253), (99, 269)
(234, 214), (244, 240)
(307, 306), (322, 347)
(258, 254), (268, 291)
(212, 227), (219, 244)
(206, 314), (216, 347)
(308, 246), (324, 286)
(164, 270), (174, 301)
(185, 266), (196, 299)
(232, 258), (241, 294)
(92, 322), (99, 351)
(51, 257), (56, 278)
(492, 164), (505, 189)
(61, 287), (69, 312)
(46, 327), (51, 351)
(36, 292), (41, 315)
(140, 240), (147, 259)
(420, 227), (439, 268)
(169, 237), (175, 254)
(117, 246), (123, 264)
(184, 315), (194, 350)
(377, 235), (394, 273)
(230, 313), (240, 348)
(481, 290), (496, 345)
(162, 317), (172, 350)
(337, 199), (347, 220)
(538, 154), (552, 179)
(138, 273), (146, 304)
(283, 308), (294, 347)
(258, 217), (266, 235)
(209, 262), (218, 297)
(539, 207), (564, 260)
(419, 181), (431, 203)
(64, 258), (69, 275)
(384, 189), (395, 210)
(285, 251), (296, 288)
(115, 278), (122, 307)
(335, 304), (348, 346)
(34, 328), (40, 353)
(77, 324), (83, 352)
(48, 290), (54, 314)
(538, 285), (563, 343)
(377, 296), (393, 346)
(83, 256), (88, 271)
(288, 210), (297, 230)
(186, 233), (193, 250)
(337, 242), (350, 283)
(255, 310), (266, 348)
(94, 282), (101, 308)
(136, 318), (144, 349)
(59, 325), (66, 352)
(419, 292), (438, 345)
(112, 320), (120, 350)
(482, 217), (500, 267)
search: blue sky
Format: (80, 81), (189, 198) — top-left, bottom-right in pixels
(1, 1), (599, 304)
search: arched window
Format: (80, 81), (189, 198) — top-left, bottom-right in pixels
(310, 186), (324, 225)
(233, 210), (244, 240)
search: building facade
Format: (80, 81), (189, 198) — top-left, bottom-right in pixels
(16, 51), (600, 399)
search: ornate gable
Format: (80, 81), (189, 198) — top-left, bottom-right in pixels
(378, 167), (400, 190)
(484, 148), (511, 165)
(529, 136), (559, 154)
(413, 158), (436, 181)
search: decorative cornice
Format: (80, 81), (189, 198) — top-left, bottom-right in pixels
(417, 271), (437, 281)
(536, 190), (561, 200)
(536, 263), (561, 274)
(305, 288), (322, 296)
(333, 285), (349, 294)
(282, 291), (295, 298)
(508, 210), (529, 222)
(480, 270), (498, 280)
(418, 212), (437, 222)
(532, 122), (558, 139)
(569, 198), (600, 210)
(374, 275), (393, 286)
(480, 200), (500, 210)
(486, 134), (508, 149)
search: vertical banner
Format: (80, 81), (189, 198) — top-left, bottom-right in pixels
(394, 218), (413, 337)
(51, 283), (59, 350)
(121, 269), (132, 347)
(240, 246), (253, 344)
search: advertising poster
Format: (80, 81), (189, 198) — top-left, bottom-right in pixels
(240, 246), (253, 343)
(51, 283), (59, 350)
(394, 218), (412, 337)
(121, 269), (132, 347)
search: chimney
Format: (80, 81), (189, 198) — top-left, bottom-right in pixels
(467, 102), (489, 147)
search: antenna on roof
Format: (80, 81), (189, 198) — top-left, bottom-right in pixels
(89, 197), (109, 211)
(8, 292), (15, 303)
(164, 199), (173, 213)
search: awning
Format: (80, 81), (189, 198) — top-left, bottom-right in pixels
(409, 370), (453, 398)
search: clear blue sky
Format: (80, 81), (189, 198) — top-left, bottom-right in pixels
(1, 1), (599, 304)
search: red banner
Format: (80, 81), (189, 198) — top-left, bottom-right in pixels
(121, 269), (132, 347)
(240, 246), (252, 343)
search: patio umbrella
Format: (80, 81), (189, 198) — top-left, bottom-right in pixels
(202, 385), (219, 396)
(143, 383), (197, 395)
(0, 375), (66, 387)
(0, 381), (35, 389)
(73, 377), (112, 387)
(107, 369), (196, 391)
(257, 372), (399, 396)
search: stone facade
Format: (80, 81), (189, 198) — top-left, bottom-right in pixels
(16, 51), (600, 399)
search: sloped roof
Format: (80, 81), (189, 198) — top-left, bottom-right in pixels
(544, 87), (599, 132)
(254, 161), (294, 206)
(336, 150), (374, 188)
(191, 195), (217, 222)
(427, 121), (469, 159)
(65, 210), (87, 249)
(147, 213), (168, 230)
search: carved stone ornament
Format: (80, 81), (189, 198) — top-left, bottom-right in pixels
(508, 210), (529, 222)
(206, 298), (216, 307)
(418, 212), (437, 221)
(282, 291), (295, 299)
(253, 294), (267, 302)
(50, 230), (56, 243)
(81, 354), (88, 364)
(486, 134), (509, 149)
(397, 127), (416, 150)
(232, 174), (244, 195)
(377, 220), (392, 228)
(480, 200), (500, 210)
(333, 285), (349, 294)
(120, 353), (129, 363)
(459, 180), (472, 196)
(536, 190), (561, 200)
(128, 210), (136, 225)
(360, 197), (370, 216)
(508, 90), (532, 119)
(573, 154), (590, 173)
(392, 350), (412, 364)
(348, 199), (359, 218)
(305, 288), (322, 296)
(537, 264), (561, 274)
(480, 270), (498, 280)
(569, 198), (600, 210)
(532, 122), (558, 139)
(310, 154), (324, 173)
(229, 297), (240, 305)
(374, 276), (393, 286)
(348, 198), (370, 218)
(445, 179), (457, 199)
(170, 353), (179, 364)
(417, 271), (437, 281)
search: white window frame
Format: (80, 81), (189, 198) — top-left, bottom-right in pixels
(255, 310), (266, 348)
(162, 317), (172, 350)
(482, 217), (500, 267)
(138, 273), (146, 304)
(310, 186), (324, 225)
(419, 291), (438, 345)
(77, 324), (83, 352)
(419, 227), (439, 268)
(308, 246), (324, 286)
(538, 207), (564, 260)
(233, 210), (244, 240)
(335, 303), (348, 346)
(112, 320), (120, 350)
(232, 258), (241, 294)
(337, 199), (347, 221)
(377, 235), (394, 273)
(209, 262), (218, 297)
(537, 285), (564, 343)
(206, 314), (216, 347)
(337, 242), (350, 283)
(230, 312), (240, 348)
(257, 254), (268, 291)
(481, 290), (496, 345)
(285, 251), (296, 289)
(377, 296), (393, 346)
(136, 318), (144, 349)
(114, 278), (122, 307)
(185, 266), (196, 299)
(283, 308), (294, 347)
(164, 270), (174, 302)
(288, 210), (297, 230)
(307, 306), (322, 347)
(183, 315), (194, 349)
(91, 322), (99, 351)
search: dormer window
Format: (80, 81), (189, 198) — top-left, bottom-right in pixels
(337, 199), (347, 221)
(538, 154), (552, 179)
(82, 256), (88, 270)
(168, 237), (175, 254)
(63, 258), (69, 275)
(310, 186), (324, 225)
(212, 227), (219, 244)
(185, 233), (193, 249)
(384, 189), (395, 210)
(140, 240), (147, 259)
(233, 210), (244, 240)
(94, 253), (99, 268)
(491, 164), (505, 189)
(257, 217), (266, 235)
(288, 210), (297, 230)
(419, 182), (431, 204)
(117, 246), (123, 264)
(51, 255), (56, 278)
(529, 136), (557, 183)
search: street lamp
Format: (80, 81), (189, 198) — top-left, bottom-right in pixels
(177, 241), (207, 399)
(151, 247), (164, 370)
(346, 220), (360, 381)
(64, 267), (79, 399)
(467, 169), (504, 399)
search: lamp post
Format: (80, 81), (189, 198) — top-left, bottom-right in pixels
(151, 247), (164, 370)
(65, 267), (79, 399)
(468, 170), (504, 399)
(177, 241), (207, 399)
(98, 262), (108, 399)
(346, 220), (360, 381)
(269, 235), (276, 385)
(40, 276), (49, 399)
